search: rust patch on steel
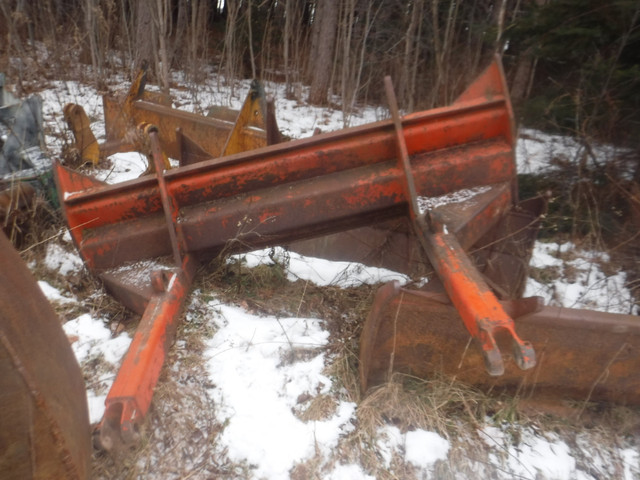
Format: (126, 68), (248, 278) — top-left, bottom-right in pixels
(0, 232), (90, 478)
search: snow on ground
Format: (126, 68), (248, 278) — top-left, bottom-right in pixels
(525, 241), (638, 314)
(481, 424), (576, 479)
(39, 235), (639, 479)
(62, 313), (131, 424)
(23, 69), (640, 479)
(515, 127), (633, 177)
(204, 301), (354, 479)
(237, 247), (410, 288)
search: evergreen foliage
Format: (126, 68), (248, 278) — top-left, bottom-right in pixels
(506, 0), (640, 143)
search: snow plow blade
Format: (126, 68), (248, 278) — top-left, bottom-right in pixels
(64, 64), (281, 166)
(360, 281), (640, 405)
(53, 55), (601, 448)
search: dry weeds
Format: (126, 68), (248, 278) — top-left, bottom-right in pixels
(12, 207), (640, 479)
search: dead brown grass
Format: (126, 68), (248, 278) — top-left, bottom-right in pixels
(19, 229), (639, 478)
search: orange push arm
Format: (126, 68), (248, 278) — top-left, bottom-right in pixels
(416, 218), (536, 375)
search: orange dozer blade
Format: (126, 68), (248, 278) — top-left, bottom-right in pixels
(360, 281), (640, 405)
(54, 57), (516, 272)
(54, 56), (543, 447)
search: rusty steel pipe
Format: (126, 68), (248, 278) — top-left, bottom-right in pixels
(148, 125), (186, 266)
(383, 74), (532, 376)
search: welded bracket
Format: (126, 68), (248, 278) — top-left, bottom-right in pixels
(384, 76), (536, 376)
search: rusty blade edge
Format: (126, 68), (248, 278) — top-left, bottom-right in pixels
(360, 284), (640, 405)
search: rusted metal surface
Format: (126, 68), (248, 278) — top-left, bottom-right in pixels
(63, 103), (100, 165)
(56, 57), (603, 449)
(97, 254), (197, 450)
(0, 232), (90, 478)
(55, 59), (515, 271)
(220, 80), (269, 156)
(360, 281), (640, 405)
(65, 66), (278, 166)
(383, 71), (534, 376)
(95, 130), (199, 450)
(415, 219), (536, 375)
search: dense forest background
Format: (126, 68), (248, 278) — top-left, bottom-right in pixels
(1, 0), (638, 143)
(1, 0), (639, 245)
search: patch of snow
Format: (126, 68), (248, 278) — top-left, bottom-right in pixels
(516, 128), (630, 176)
(44, 242), (84, 275)
(417, 185), (491, 213)
(108, 258), (173, 288)
(376, 425), (404, 468)
(205, 300), (355, 480)
(62, 313), (131, 423)
(234, 247), (410, 287)
(62, 313), (130, 365)
(482, 424), (576, 479)
(525, 241), (638, 314)
(93, 151), (150, 184)
(375, 425), (450, 472)
(404, 429), (450, 469)
(87, 394), (108, 425)
(622, 448), (640, 480)
(38, 280), (74, 303)
(324, 463), (375, 480)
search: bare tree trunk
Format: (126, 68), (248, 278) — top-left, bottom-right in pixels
(339, 0), (377, 125)
(403, 0), (423, 112)
(308, 0), (338, 105)
(153, 0), (171, 95)
(119, 0), (135, 71)
(494, 0), (508, 54)
(246, 0), (256, 79)
(85, 0), (106, 86)
(339, 0), (355, 115)
(135, 0), (155, 73)
(510, 48), (536, 101)
(259, 3), (276, 84)
(220, 0), (242, 94)
(186, 0), (208, 84)
(408, 0), (424, 112)
(284, 0), (292, 94)
(430, 0), (460, 106)
(441, 0), (460, 103)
